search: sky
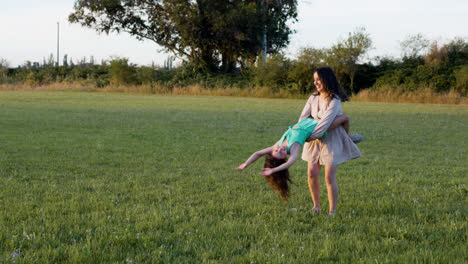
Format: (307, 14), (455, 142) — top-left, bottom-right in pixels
(1, 0), (467, 67)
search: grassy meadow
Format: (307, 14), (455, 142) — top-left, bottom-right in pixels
(0, 91), (466, 263)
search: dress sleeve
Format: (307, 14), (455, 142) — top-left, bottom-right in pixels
(307, 98), (341, 139)
(298, 96), (313, 122)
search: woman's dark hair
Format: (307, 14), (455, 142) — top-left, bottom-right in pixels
(314, 66), (349, 102)
(264, 154), (292, 202)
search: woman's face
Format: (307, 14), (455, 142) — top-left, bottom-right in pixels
(272, 145), (287, 159)
(313, 72), (324, 93)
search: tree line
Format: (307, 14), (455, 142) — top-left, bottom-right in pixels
(0, 0), (466, 97)
(1, 34), (466, 97)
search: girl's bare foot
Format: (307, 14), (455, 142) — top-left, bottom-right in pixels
(350, 134), (363, 144)
(311, 207), (321, 213)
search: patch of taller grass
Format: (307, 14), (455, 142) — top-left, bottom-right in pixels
(0, 83), (306, 99)
(2, 82), (466, 104)
(0, 83), (98, 92)
(353, 86), (466, 104)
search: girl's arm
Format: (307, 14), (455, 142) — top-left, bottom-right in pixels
(236, 146), (274, 170)
(260, 143), (301, 176)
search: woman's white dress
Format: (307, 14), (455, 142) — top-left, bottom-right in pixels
(299, 94), (361, 165)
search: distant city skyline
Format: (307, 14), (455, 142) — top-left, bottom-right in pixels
(1, 0), (467, 67)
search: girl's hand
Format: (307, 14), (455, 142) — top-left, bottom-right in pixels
(236, 163), (247, 170)
(260, 168), (273, 176)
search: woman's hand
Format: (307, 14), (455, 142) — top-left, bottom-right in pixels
(260, 168), (273, 176)
(236, 163), (247, 170)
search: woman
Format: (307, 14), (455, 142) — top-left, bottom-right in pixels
(299, 67), (361, 215)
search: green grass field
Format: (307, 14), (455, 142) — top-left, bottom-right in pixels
(0, 91), (466, 263)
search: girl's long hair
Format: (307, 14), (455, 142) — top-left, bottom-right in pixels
(314, 66), (349, 102)
(263, 154), (292, 202)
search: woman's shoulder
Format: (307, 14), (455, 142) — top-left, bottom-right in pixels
(318, 95), (341, 111)
(329, 96), (342, 107)
(307, 92), (320, 101)
(331, 95), (342, 103)
(307, 93), (341, 108)
(309, 92), (339, 100)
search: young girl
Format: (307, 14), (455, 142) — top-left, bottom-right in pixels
(236, 114), (361, 201)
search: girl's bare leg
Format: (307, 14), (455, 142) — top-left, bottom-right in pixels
(340, 115), (350, 134)
(324, 165), (338, 215)
(307, 162), (321, 213)
(327, 114), (350, 134)
(328, 114), (363, 144)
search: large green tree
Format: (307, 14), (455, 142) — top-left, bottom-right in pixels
(69, 0), (297, 73)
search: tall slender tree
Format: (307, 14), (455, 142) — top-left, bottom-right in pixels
(330, 27), (372, 93)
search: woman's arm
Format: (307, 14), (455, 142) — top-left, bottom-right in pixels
(306, 98), (341, 140)
(236, 146), (274, 170)
(298, 96), (313, 122)
(260, 143), (301, 176)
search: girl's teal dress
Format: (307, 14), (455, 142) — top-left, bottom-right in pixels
(278, 118), (326, 153)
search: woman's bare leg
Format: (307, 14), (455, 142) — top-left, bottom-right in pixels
(307, 162), (321, 212)
(324, 165), (338, 215)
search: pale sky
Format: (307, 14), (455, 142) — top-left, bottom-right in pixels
(1, 0), (467, 67)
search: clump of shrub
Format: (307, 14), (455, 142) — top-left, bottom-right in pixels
(371, 38), (467, 97)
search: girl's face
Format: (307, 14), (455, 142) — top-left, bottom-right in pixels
(313, 72), (324, 93)
(272, 145), (287, 159)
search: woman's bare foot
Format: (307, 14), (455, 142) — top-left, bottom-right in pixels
(311, 207), (321, 213)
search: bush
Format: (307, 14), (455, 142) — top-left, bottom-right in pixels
(287, 47), (327, 94)
(254, 53), (290, 90)
(454, 65), (468, 95)
(287, 59), (315, 94)
(108, 57), (136, 85)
